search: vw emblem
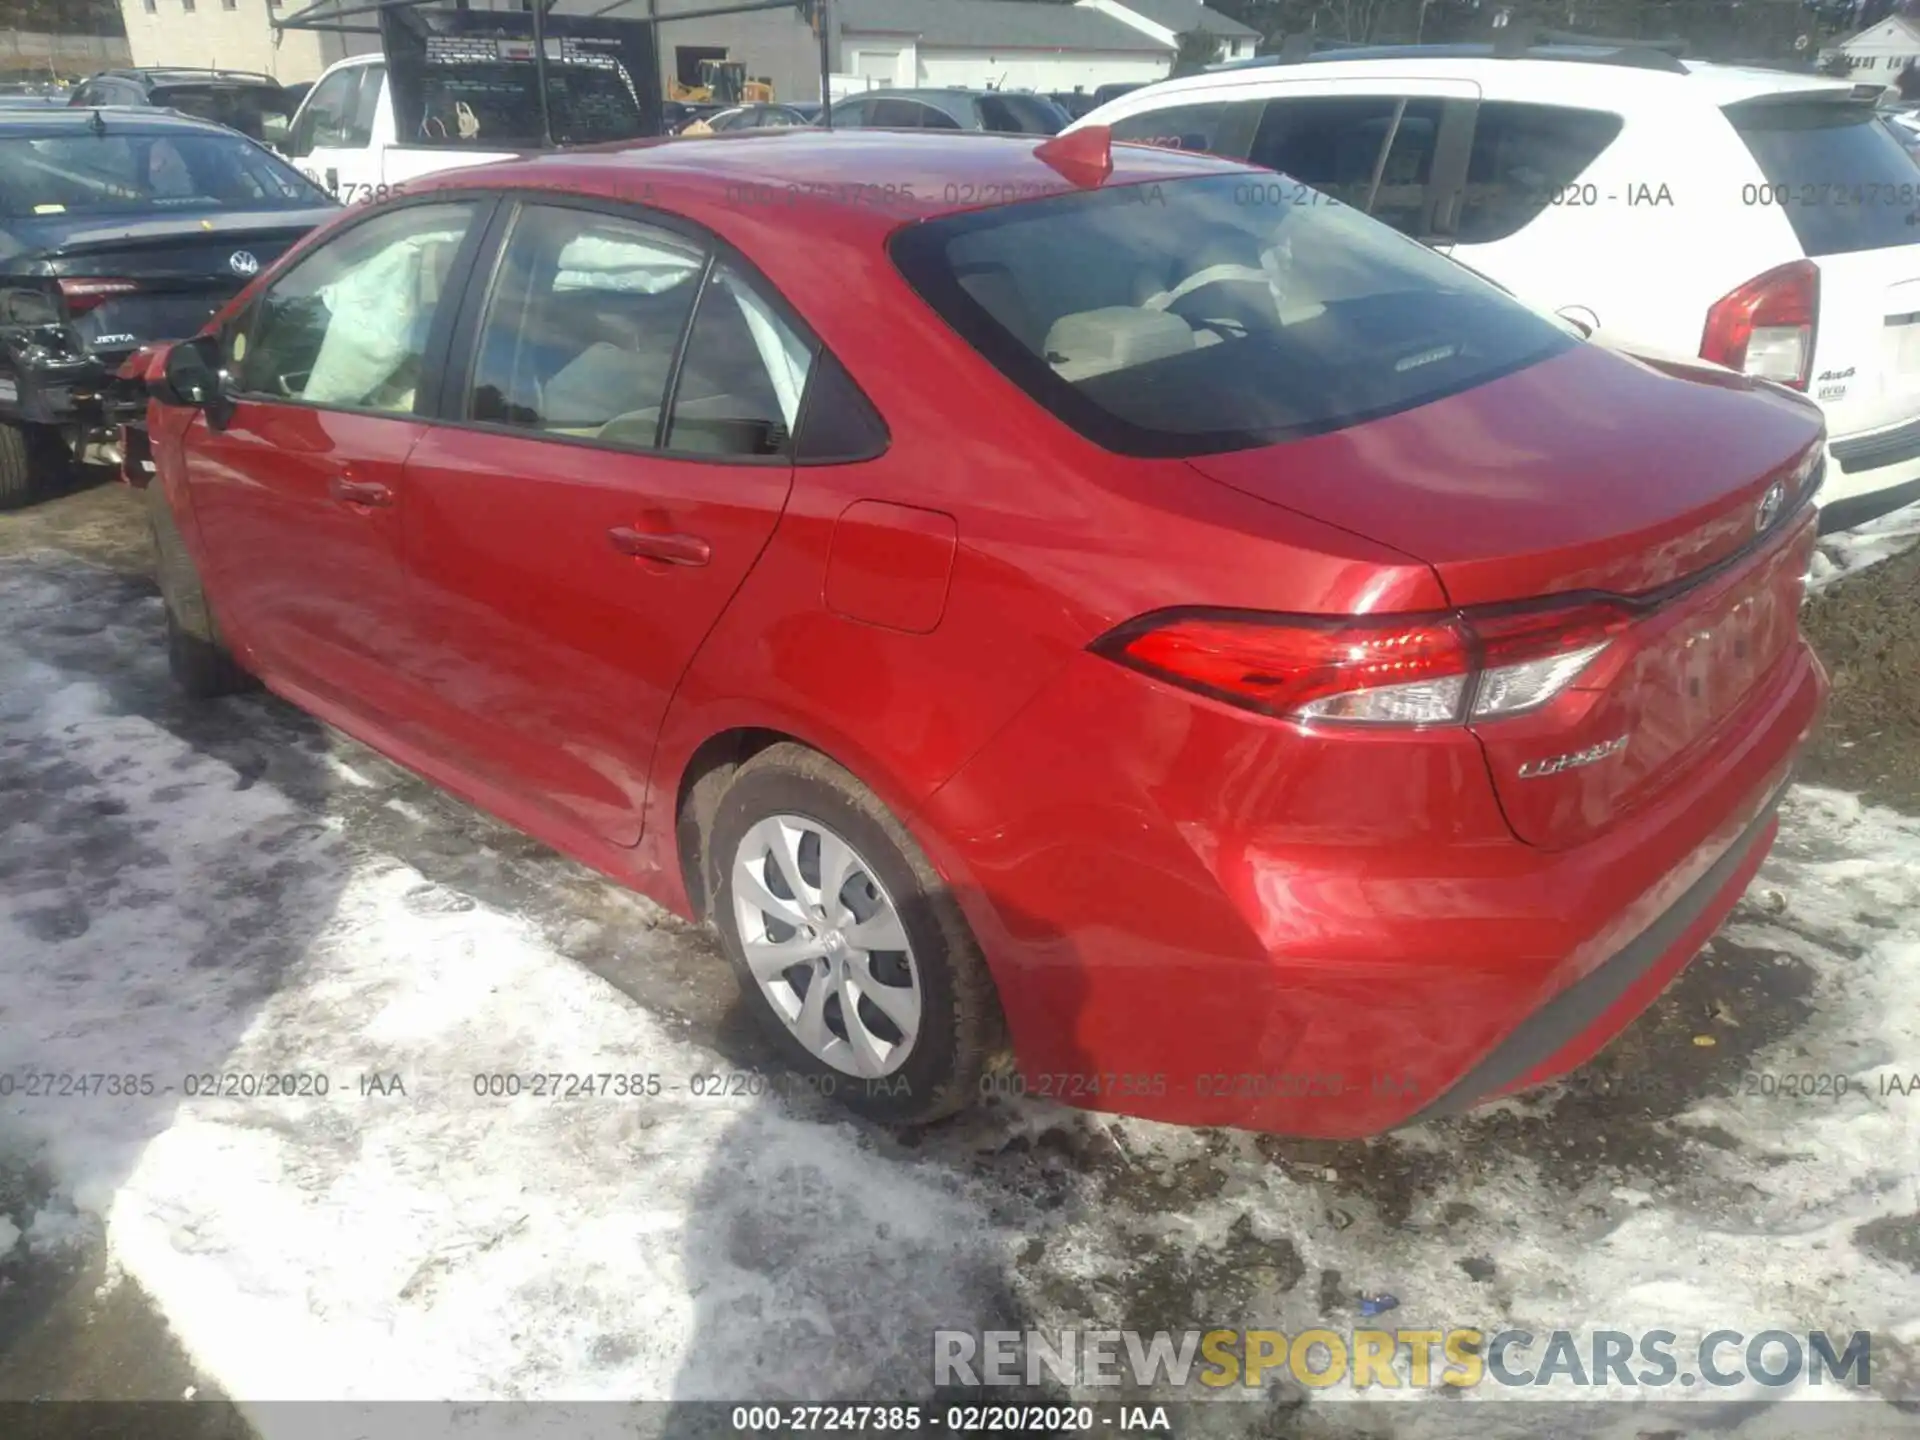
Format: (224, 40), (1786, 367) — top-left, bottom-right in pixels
(228, 250), (260, 278)
(1755, 480), (1785, 533)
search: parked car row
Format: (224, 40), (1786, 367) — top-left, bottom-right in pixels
(0, 106), (336, 504)
(100, 117), (1831, 1138)
(4, 40), (1867, 1138)
(1072, 41), (1920, 533)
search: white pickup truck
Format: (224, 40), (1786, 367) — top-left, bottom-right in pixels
(281, 8), (664, 206)
(283, 54), (495, 203)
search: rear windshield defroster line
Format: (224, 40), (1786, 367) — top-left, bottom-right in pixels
(888, 174), (1575, 459)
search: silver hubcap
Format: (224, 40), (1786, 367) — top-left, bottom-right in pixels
(731, 813), (922, 1078)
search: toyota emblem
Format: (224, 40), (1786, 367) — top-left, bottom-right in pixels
(1756, 480), (1785, 533)
(228, 250), (260, 278)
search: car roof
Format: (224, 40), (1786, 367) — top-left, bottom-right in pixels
(98, 67), (284, 86)
(1094, 53), (1855, 114)
(0, 106), (244, 136)
(1675, 61), (1858, 106)
(409, 126), (1246, 231)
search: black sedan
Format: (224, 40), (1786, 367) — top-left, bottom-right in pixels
(0, 107), (336, 507)
(824, 88), (1068, 135)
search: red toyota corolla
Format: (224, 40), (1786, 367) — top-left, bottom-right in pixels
(135, 127), (1826, 1137)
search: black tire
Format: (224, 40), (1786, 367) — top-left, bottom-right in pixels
(0, 422), (37, 511)
(147, 483), (254, 699)
(708, 743), (1000, 1126)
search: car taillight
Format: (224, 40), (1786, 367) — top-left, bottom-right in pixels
(57, 277), (141, 315)
(1093, 599), (1637, 728)
(1699, 260), (1818, 390)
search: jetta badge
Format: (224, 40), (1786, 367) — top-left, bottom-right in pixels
(1755, 480), (1786, 533)
(228, 250), (260, 278)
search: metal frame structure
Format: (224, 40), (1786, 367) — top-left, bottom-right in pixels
(271, 0), (837, 136)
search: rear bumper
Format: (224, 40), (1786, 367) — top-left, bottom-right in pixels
(1819, 426), (1920, 533)
(1407, 776), (1785, 1122)
(917, 638), (1827, 1138)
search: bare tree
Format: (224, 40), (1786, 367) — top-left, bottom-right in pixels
(1172, 27), (1225, 74)
(1311, 0), (1390, 42)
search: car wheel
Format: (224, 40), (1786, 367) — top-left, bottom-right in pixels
(709, 743), (999, 1125)
(147, 483), (253, 699)
(0, 422), (38, 510)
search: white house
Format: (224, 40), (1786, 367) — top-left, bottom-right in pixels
(835, 0), (1176, 94)
(1818, 14), (1920, 78)
(1083, 0), (1261, 65)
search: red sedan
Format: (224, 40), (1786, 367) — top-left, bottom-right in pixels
(136, 127), (1827, 1137)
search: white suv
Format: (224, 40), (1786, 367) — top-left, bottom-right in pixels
(1075, 43), (1920, 531)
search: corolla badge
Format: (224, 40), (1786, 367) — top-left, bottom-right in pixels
(228, 250), (260, 277)
(1517, 734), (1630, 780)
(1755, 480), (1786, 533)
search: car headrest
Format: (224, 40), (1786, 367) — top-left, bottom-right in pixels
(1041, 307), (1195, 383)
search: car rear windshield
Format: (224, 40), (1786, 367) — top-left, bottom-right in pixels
(890, 173), (1575, 457)
(976, 93), (1065, 136)
(151, 84), (294, 143)
(1728, 93), (1920, 257)
(0, 131), (327, 217)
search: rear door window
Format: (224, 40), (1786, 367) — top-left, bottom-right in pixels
(1110, 102), (1233, 154)
(890, 173), (1573, 457)
(666, 261), (816, 457)
(1453, 102), (1624, 244)
(1248, 94), (1446, 235)
(465, 203), (816, 459)
(1729, 92), (1920, 257)
(467, 204), (707, 445)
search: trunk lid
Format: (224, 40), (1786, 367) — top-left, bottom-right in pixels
(1187, 341), (1825, 847)
(17, 207), (331, 361)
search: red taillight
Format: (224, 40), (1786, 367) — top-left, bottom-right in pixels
(1699, 260), (1819, 390)
(1095, 599), (1637, 728)
(57, 277), (141, 315)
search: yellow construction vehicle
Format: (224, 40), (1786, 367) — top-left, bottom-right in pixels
(668, 58), (774, 106)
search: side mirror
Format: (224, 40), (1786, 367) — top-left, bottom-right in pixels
(155, 336), (235, 429)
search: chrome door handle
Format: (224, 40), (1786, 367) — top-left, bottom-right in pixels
(608, 527), (710, 566)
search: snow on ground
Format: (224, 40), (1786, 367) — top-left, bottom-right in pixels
(3, 548), (1920, 1437)
(1811, 499), (1920, 594)
(0, 558), (1018, 1415)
